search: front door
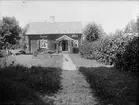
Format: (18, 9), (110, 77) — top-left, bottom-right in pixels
(62, 40), (68, 51)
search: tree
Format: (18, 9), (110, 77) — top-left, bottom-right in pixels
(0, 16), (22, 49)
(124, 19), (138, 34)
(82, 22), (104, 42)
(114, 29), (123, 36)
(0, 20), (3, 49)
(137, 16), (139, 33)
(20, 24), (29, 51)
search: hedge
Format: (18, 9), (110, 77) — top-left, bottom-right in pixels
(115, 36), (139, 74)
(80, 34), (138, 74)
(72, 47), (79, 53)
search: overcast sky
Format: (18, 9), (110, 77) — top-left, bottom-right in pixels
(0, 0), (138, 33)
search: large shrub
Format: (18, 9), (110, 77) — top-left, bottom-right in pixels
(98, 34), (134, 65)
(72, 47), (79, 53)
(80, 33), (135, 65)
(115, 36), (139, 74)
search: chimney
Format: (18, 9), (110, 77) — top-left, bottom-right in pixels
(49, 16), (55, 23)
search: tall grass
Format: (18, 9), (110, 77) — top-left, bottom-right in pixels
(0, 64), (62, 105)
(79, 67), (138, 105)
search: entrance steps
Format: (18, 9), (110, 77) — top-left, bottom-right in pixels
(61, 51), (70, 54)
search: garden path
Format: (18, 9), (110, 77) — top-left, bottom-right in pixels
(62, 54), (77, 70)
(45, 54), (98, 105)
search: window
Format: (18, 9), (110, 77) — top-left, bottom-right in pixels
(40, 40), (48, 48)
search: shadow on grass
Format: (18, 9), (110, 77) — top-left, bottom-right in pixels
(0, 64), (62, 105)
(79, 66), (138, 105)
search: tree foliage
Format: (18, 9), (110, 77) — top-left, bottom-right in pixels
(20, 24), (29, 50)
(115, 36), (139, 74)
(124, 19), (138, 34)
(80, 18), (138, 75)
(82, 22), (104, 42)
(80, 33), (134, 65)
(80, 18), (138, 66)
(137, 16), (139, 33)
(0, 16), (22, 49)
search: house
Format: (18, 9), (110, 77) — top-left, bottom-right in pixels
(25, 20), (83, 53)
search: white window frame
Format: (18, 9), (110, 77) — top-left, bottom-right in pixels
(40, 39), (48, 48)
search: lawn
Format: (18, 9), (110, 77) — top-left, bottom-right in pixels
(14, 54), (63, 68)
(70, 54), (137, 105)
(0, 65), (62, 105)
(69, 54), (112, 68)
(79, 67), (138, 105)
(0, 53), (63, 104)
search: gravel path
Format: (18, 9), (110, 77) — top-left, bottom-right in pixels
(48, 54), (98, 105)
(62, 54), (77, 70)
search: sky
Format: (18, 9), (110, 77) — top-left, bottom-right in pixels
(0, 0), (138, 34)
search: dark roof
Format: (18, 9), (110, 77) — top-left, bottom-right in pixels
(26, 21), (83, 35)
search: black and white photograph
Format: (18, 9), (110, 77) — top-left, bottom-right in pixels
(0, 0), (138, 105)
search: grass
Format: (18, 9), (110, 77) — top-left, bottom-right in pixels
(34, 54), (63, 68)
(0, 64), (62, 105)
(70, 54), (112, 68)
(0, 55), (16, 68)
(79, 67), (138, 105)
(69, 54), (92, 67)
(14, 54), (63, 68)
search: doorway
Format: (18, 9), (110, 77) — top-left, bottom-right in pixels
(62, 40), (68, 51)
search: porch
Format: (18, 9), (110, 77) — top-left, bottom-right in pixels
(55, 35), (77, 53)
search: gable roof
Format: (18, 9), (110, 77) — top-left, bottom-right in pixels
(26, 21), (83, 35)
(56, 35), (75, 41)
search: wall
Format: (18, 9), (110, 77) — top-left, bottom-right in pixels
(27, 34), (82, 53)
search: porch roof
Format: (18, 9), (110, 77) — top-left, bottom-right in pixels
(55, 35), (75, 42)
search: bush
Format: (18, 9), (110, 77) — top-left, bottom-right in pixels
(72, 47), (79, 53)
(79, 41), (93, 58)
(80, 34), (138, 76)
(0, 50), (4, 57)
(33, 49), (56, 56)
(44, 50), (56, 54)
(115, 36), (139, 74)
(33, 49), (43, 56)
(80, 34), (135, 65)
(33, 50), (39, 57)
(0, 50), (8, 57)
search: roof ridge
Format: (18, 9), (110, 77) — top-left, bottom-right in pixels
(28, 21), (82, 24)
(26, 21), (83, 35)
